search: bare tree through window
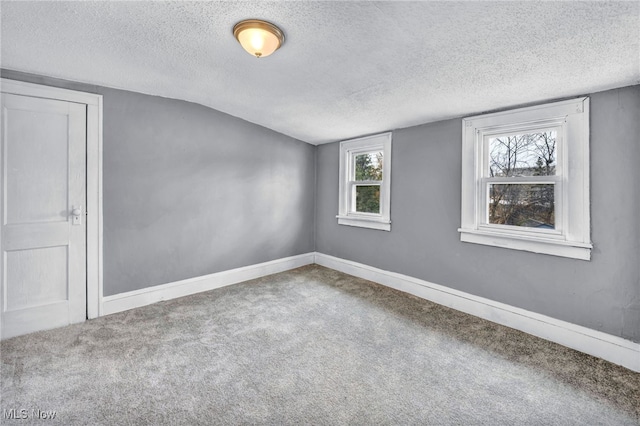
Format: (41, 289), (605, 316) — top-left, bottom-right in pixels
(488, 131), (556, 228)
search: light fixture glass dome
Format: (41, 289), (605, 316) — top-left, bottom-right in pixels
(233, 19), (284, 58)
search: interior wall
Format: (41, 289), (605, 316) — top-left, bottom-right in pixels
(316, 85), (640, 343)
(3, 69), (638, 344)
(1, 70), (316, 297)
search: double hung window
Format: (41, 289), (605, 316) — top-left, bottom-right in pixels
(459, 98), (591, 260)
(337, 132), (392, 231)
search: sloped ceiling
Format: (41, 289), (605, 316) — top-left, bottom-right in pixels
(1, 1), (638, 145)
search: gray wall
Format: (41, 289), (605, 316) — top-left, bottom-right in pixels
(4, 69), (638, 343)
(2, 70), (316, 297)
(316, 85), (640, 343)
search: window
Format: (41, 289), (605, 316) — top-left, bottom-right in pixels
(337, 132), (392, 231)
(459, 98), (591, 260)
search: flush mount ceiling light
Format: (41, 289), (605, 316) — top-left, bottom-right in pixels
(233, 19), (285, 58)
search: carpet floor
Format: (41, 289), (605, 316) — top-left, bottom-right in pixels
(1, 265), (639, 425)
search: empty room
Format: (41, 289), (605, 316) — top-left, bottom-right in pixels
(1, 1), (639, 424)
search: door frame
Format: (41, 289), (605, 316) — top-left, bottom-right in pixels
(1, 78), (103, 321)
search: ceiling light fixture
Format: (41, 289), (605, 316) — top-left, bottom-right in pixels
(233, 19), (285, 58)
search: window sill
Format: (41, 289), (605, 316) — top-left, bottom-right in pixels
(458, 228), (592, 260)
(337, 215), (391, 231)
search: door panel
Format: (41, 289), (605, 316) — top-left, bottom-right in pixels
(1, 93), (86, 339)
(5, 106), (69, 224)
(6, 246), (69, 310)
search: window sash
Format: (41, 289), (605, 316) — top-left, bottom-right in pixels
(478, 124), (565, 235)
(479, 179), (563, 236)
(348, 149), (383, 178)
(349, 182), (382, 215)
(346, 147), (384, 217)
(481, 124), (564, 179)
(351, 150), (383, 182)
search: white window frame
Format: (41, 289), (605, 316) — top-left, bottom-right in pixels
(459, 98), (591, 260)
(337, 132), (392, 231)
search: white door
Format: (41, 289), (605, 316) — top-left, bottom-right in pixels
(1, 92), (87, 339)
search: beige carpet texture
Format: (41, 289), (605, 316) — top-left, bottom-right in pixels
(1, 265), (639, 425)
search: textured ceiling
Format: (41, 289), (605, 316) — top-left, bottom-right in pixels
(1, 1), (638, 145)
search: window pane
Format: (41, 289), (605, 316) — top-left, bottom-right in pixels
(489, 131), (557, 177)
(489, 184), (555, 228)
(354, 152), (383, 181)
(354, 185), (380, 214)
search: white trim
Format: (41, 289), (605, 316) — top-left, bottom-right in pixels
(459, 229), (591, 260)
(313, 252), (640, 372)
(1, 79), (101, 106)
(86, 96), (103, 319)
(336, 215), (391, 231)
(102, 253), (315, 316)
(0, 79), (103, 321)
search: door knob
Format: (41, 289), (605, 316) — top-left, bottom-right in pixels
(71, 207), (82, 225)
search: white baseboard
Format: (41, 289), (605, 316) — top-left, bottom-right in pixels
(101, 253), (315, 316)
(100, 250), (639, 372)
(314, 252), (640, 373)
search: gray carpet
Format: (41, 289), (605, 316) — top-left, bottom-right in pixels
(1, 265), (638, 425)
